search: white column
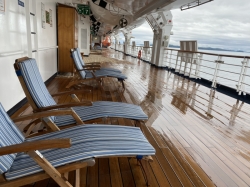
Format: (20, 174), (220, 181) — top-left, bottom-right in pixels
(123, 32), (133, 55)
(114, 35), (119, 51)
(143, 41), (149, 61)
(150, 11), (173, 67)
(151, 29), (158, 65)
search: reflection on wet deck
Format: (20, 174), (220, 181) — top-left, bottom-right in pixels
(15, 49), (250, 186)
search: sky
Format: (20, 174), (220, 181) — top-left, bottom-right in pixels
(127, 0), (250, 52)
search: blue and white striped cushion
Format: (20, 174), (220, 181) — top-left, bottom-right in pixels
(18, 59), (147, 125)
(19, 59), (57, 121)
(72, 50), (127, 80)
(72, 50), (86, 78)
(0, 103), (25, 174)
(54, 101), (148, 127)
(5, 124), (155, 180)
(76, 48), (122, 73)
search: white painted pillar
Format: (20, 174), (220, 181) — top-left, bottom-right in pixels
(151, 29), (158, 65)
(150, 11), (173, 67)
(143, 41), (149, 61)
(123, 32), (133, 55)
(114, 35), (119, 51)
(132, 41), (136, 56)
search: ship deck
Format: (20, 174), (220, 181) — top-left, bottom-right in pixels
(13, 49), (250, 187)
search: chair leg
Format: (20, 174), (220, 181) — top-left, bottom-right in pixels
(118, 80), (125, 89)
(75, 169), (80, 187)
(135, 120), (144, 133)
(122, 80), (125, 89)
(28, 150), (73, 187)
(96, 78), (104, 92)
(63, 172), (69, 180)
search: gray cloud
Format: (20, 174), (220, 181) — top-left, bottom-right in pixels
(170, 0), (250, 52)
(131, 0), (250, 52)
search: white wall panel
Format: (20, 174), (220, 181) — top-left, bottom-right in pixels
(36, 0), (58, 80)
(78, 15), (90, 55)
(0, 0), (71, 110)
(0, 0), (28, 110)
(36, 0), (72, 80)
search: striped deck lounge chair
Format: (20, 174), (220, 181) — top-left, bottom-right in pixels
(67, 48), (127, 89)
(14, 57), (148, 131)
(0, 103), (155, 187)
(76, 48), (122, 73)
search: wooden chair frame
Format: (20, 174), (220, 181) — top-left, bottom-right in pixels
(0, 111), (153, 187)
(66, 49), (125, 89)
(13, 57), (139, 134)
(14, 57), (96, 132)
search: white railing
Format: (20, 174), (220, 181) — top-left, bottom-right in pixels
(111, 45), (250, 95)
(164, 48), (250, 95)
(113, 44), (250, 95)
(110, 42), (115, 49)
(118, 44), (124, 52)
(125, 45), (152, 61)
(112, 44), (153, 61)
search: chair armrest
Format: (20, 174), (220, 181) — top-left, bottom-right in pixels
(82, 64), (101, 68)
(0, 139), (71, 156)
(86, 62), (101, 66)
(51, 89), (91, 97)
(35, 101), (92, 112)
(12, 109), (79, 122)
(79, 67), (100, 71)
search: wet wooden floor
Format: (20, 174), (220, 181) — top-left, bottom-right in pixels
(13, 49), (250, 187)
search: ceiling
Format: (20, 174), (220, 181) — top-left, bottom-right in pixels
(73, 0), (214, 36)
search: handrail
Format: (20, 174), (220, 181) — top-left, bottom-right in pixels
(165, 48), (250, 59)
(112, 44), (250, 95)
(0, 50), (25, 57)
(128, 45), (153, 48)
(38, 46), (58, 51)
(164, 48), (250, 95)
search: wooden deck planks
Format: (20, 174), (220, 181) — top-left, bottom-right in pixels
(12, 49), (250, 186)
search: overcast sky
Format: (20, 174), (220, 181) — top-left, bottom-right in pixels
(129, 0), (250, 52)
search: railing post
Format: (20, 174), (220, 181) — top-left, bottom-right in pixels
(236, 57), (249, 95)
(205, 89), (215, 119)
(143, 41), (149, 61)
(211, 56), (224, 88)
(131, 42), (136, 57)
(183, 52), (190, 76)
(188, 53), (197, 78)
(194, 53), (202, 79)
(163, 49), (168, 67)
(178, 52), (185, 74)
(165, 49), (172, 69)
(229, 100), (244, 125)
(175, 51), (181, 73)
